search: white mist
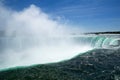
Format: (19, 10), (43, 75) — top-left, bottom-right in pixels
(0, 5), (92, 69)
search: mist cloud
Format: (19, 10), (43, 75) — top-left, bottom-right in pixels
(0, 4), (91, 69)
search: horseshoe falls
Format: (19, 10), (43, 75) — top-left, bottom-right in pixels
(72, 35), (120, 49)
(0, 33), (120, 70)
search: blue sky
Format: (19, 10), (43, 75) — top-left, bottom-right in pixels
(2, 0), (120, 32)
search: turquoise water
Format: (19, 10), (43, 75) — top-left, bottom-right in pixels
(72, 35), (120, 49)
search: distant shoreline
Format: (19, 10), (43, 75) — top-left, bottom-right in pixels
(84, 31), (120, 35)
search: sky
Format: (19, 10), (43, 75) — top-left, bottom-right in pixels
(1, 0), (120, 32)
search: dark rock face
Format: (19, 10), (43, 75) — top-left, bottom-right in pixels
(0, 49), (120, 80)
